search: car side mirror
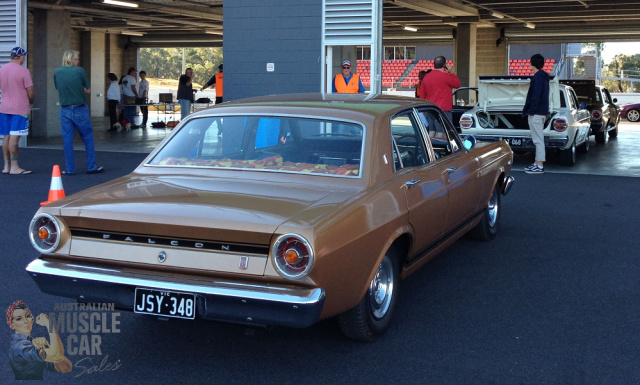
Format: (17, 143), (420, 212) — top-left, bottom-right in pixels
(613, 98), (618, 103)
(463, 135), (476, 151)
(580, 102), (587, 109)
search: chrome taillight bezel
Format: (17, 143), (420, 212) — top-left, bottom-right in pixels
(271, 233), (314, 280)
(591, 109), (602, 120)
(29, 213), (62, 254)
(552, 118), (568, 132)
(460, 115), (474, 129)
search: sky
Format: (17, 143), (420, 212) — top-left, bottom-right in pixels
(601, 42), (640, 64)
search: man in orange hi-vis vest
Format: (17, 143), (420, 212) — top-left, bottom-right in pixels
(201, 64), (223, 104)
(332, 60), (365, 93)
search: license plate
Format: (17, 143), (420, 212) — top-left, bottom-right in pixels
(134, 288), (196, 319)
(508, 138), (523, 146)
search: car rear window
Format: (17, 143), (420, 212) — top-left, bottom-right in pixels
(147, 115), (364, 177)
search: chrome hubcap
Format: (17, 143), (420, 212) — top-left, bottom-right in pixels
(369, 257), (394, 319)
(487, 189), (499, 227)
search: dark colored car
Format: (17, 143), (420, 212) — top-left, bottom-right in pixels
(560, 80), (620, 143)
(620, 102), (640, 122)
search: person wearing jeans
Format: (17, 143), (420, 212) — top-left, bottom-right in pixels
(53, 50), (104, 175)
(177, 68), (195, 121)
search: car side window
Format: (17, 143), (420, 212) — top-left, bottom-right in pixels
(417, 108), (461, 160)
(390, 112), (429, 171)
(569, 90), (579, 110)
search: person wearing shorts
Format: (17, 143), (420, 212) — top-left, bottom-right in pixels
(0, 46), (34, 175)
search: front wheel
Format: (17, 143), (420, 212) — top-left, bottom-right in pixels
(469, 185), (501, 241)
(338, 250), (399, 341)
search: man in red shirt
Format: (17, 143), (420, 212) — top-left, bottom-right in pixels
(419, 56), (461, 124)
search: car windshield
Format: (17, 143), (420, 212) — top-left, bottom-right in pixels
(147, 115), (364, 177)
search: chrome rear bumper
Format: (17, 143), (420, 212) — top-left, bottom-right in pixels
(26, 258), (325, 328)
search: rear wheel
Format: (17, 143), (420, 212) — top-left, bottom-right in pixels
(577, 134), (590, 154)
(627, 109), (640, 123)
(338, 250), (399, 341)
(595, 129), (606, 144)
(469, 185), (500, 241)
(608, 117), (619, 138)
(559, 137), (577, 166)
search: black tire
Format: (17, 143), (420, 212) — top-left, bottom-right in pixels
(338, 250), (399, 341)
(469, 185), (500, 241)
(577, 134), (589, 154)
(559, 137), (576, 166)
(595, 129), (606, 144)
(608, 117), (619, 138)
(627, 109), (640, 123)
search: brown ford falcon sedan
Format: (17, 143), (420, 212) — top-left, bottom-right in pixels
(27, 93), (514, 341)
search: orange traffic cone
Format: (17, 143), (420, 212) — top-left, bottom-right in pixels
(41, 165), (66, 206)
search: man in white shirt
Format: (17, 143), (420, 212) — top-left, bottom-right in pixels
(122, 67), (139, 127)
(138, 71), (149, 127)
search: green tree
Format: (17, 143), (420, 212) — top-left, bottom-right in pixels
(139, 47), (223, 85)
(602, 53), (640, 93)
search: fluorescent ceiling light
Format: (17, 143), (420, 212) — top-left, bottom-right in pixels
(525, 22), (535, 29)
(103, 0), (139, 8)
(126, 20), (152, 28)
(491, 11), (504, 19)
(404, 26), (418, 32)
(121, 30), (144, 36)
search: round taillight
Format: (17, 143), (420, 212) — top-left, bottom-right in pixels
(460, 115), (473, 129)
(272, 234), (314, 280)
(29, 213), (61, 254)
(591, 110), (602, 120)
(553, 118), (568, 132)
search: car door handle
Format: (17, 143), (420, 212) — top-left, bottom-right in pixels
(405, 179), (421, 188)
(446, 167), (458, 173)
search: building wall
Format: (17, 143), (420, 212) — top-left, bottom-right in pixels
(510, 43), (562, 62)
(224, 0), (322, 101)
(475, 28), (508, 81)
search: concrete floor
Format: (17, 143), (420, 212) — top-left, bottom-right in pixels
(27, 114), (640, 178)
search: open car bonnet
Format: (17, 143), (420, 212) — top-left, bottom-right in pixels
(478, 76), (560, 112)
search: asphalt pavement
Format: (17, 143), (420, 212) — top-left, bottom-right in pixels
(1, 127), (639, 384)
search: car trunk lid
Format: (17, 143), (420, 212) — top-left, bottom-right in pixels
(478, 76), (559, 113)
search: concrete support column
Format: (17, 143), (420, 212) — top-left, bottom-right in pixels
(82, 31), (106, 118)
(454, 23), (477, 88)
(31, 9), (70, 139)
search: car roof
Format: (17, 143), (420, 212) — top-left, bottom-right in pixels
(194, 93), (438, 119)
